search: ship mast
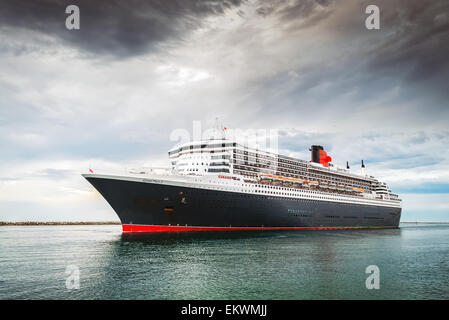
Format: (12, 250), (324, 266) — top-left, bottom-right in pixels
(211, 117), (226, 140)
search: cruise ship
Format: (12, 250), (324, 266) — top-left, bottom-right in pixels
(83, 134), (402, 232)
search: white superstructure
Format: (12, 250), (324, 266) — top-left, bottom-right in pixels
(165, 138), (401, 208)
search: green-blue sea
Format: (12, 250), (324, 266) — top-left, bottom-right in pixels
(0, 224), (448, 299)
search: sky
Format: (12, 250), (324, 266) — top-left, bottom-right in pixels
(0, 0), (448, 222)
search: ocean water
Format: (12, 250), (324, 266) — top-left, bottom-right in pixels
(0, 224), (448, 300)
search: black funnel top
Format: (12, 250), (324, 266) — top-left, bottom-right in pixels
(310, 145), (323, 163)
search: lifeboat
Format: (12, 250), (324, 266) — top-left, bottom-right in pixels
(260, 174), (303, 184)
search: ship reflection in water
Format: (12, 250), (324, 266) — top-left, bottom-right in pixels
(1, 224), (448, 299)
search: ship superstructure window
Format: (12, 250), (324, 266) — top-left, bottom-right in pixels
(166, 138), (399, 203)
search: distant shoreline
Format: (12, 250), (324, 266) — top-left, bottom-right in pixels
(0, 221), (448, 226)
(0, 221), (121, 226)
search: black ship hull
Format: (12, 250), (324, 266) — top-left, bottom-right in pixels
(85, 176), (401, 232)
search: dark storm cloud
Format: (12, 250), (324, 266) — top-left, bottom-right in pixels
(266, 0), (449, 80)
(362, 0), (449, 84)
(256, 0), (449, 83)
(0, 0), (244, 58)
(241, 0), (449, 120)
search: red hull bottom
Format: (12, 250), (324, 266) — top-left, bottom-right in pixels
(122, 224), (397, 232)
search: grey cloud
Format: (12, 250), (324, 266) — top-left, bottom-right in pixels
(0, 0), (244, 58)
(0, 168), (73, 182)
(37, 168), (73, 180)
(363, 0), (449, 83)
(252, 0), (449, 93)
(232, 0), (449, 128)
(275, 129), (449, 174)
(335, 0), (449, 104)
(275, 0), (333, 22)
(255, 0), (335, 29)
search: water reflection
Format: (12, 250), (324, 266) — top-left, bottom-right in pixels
(120, 228), (403, 244)
(96, 228), (407, 299)
(121, 230), (298, 244)
(5, 224), (448, 300)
